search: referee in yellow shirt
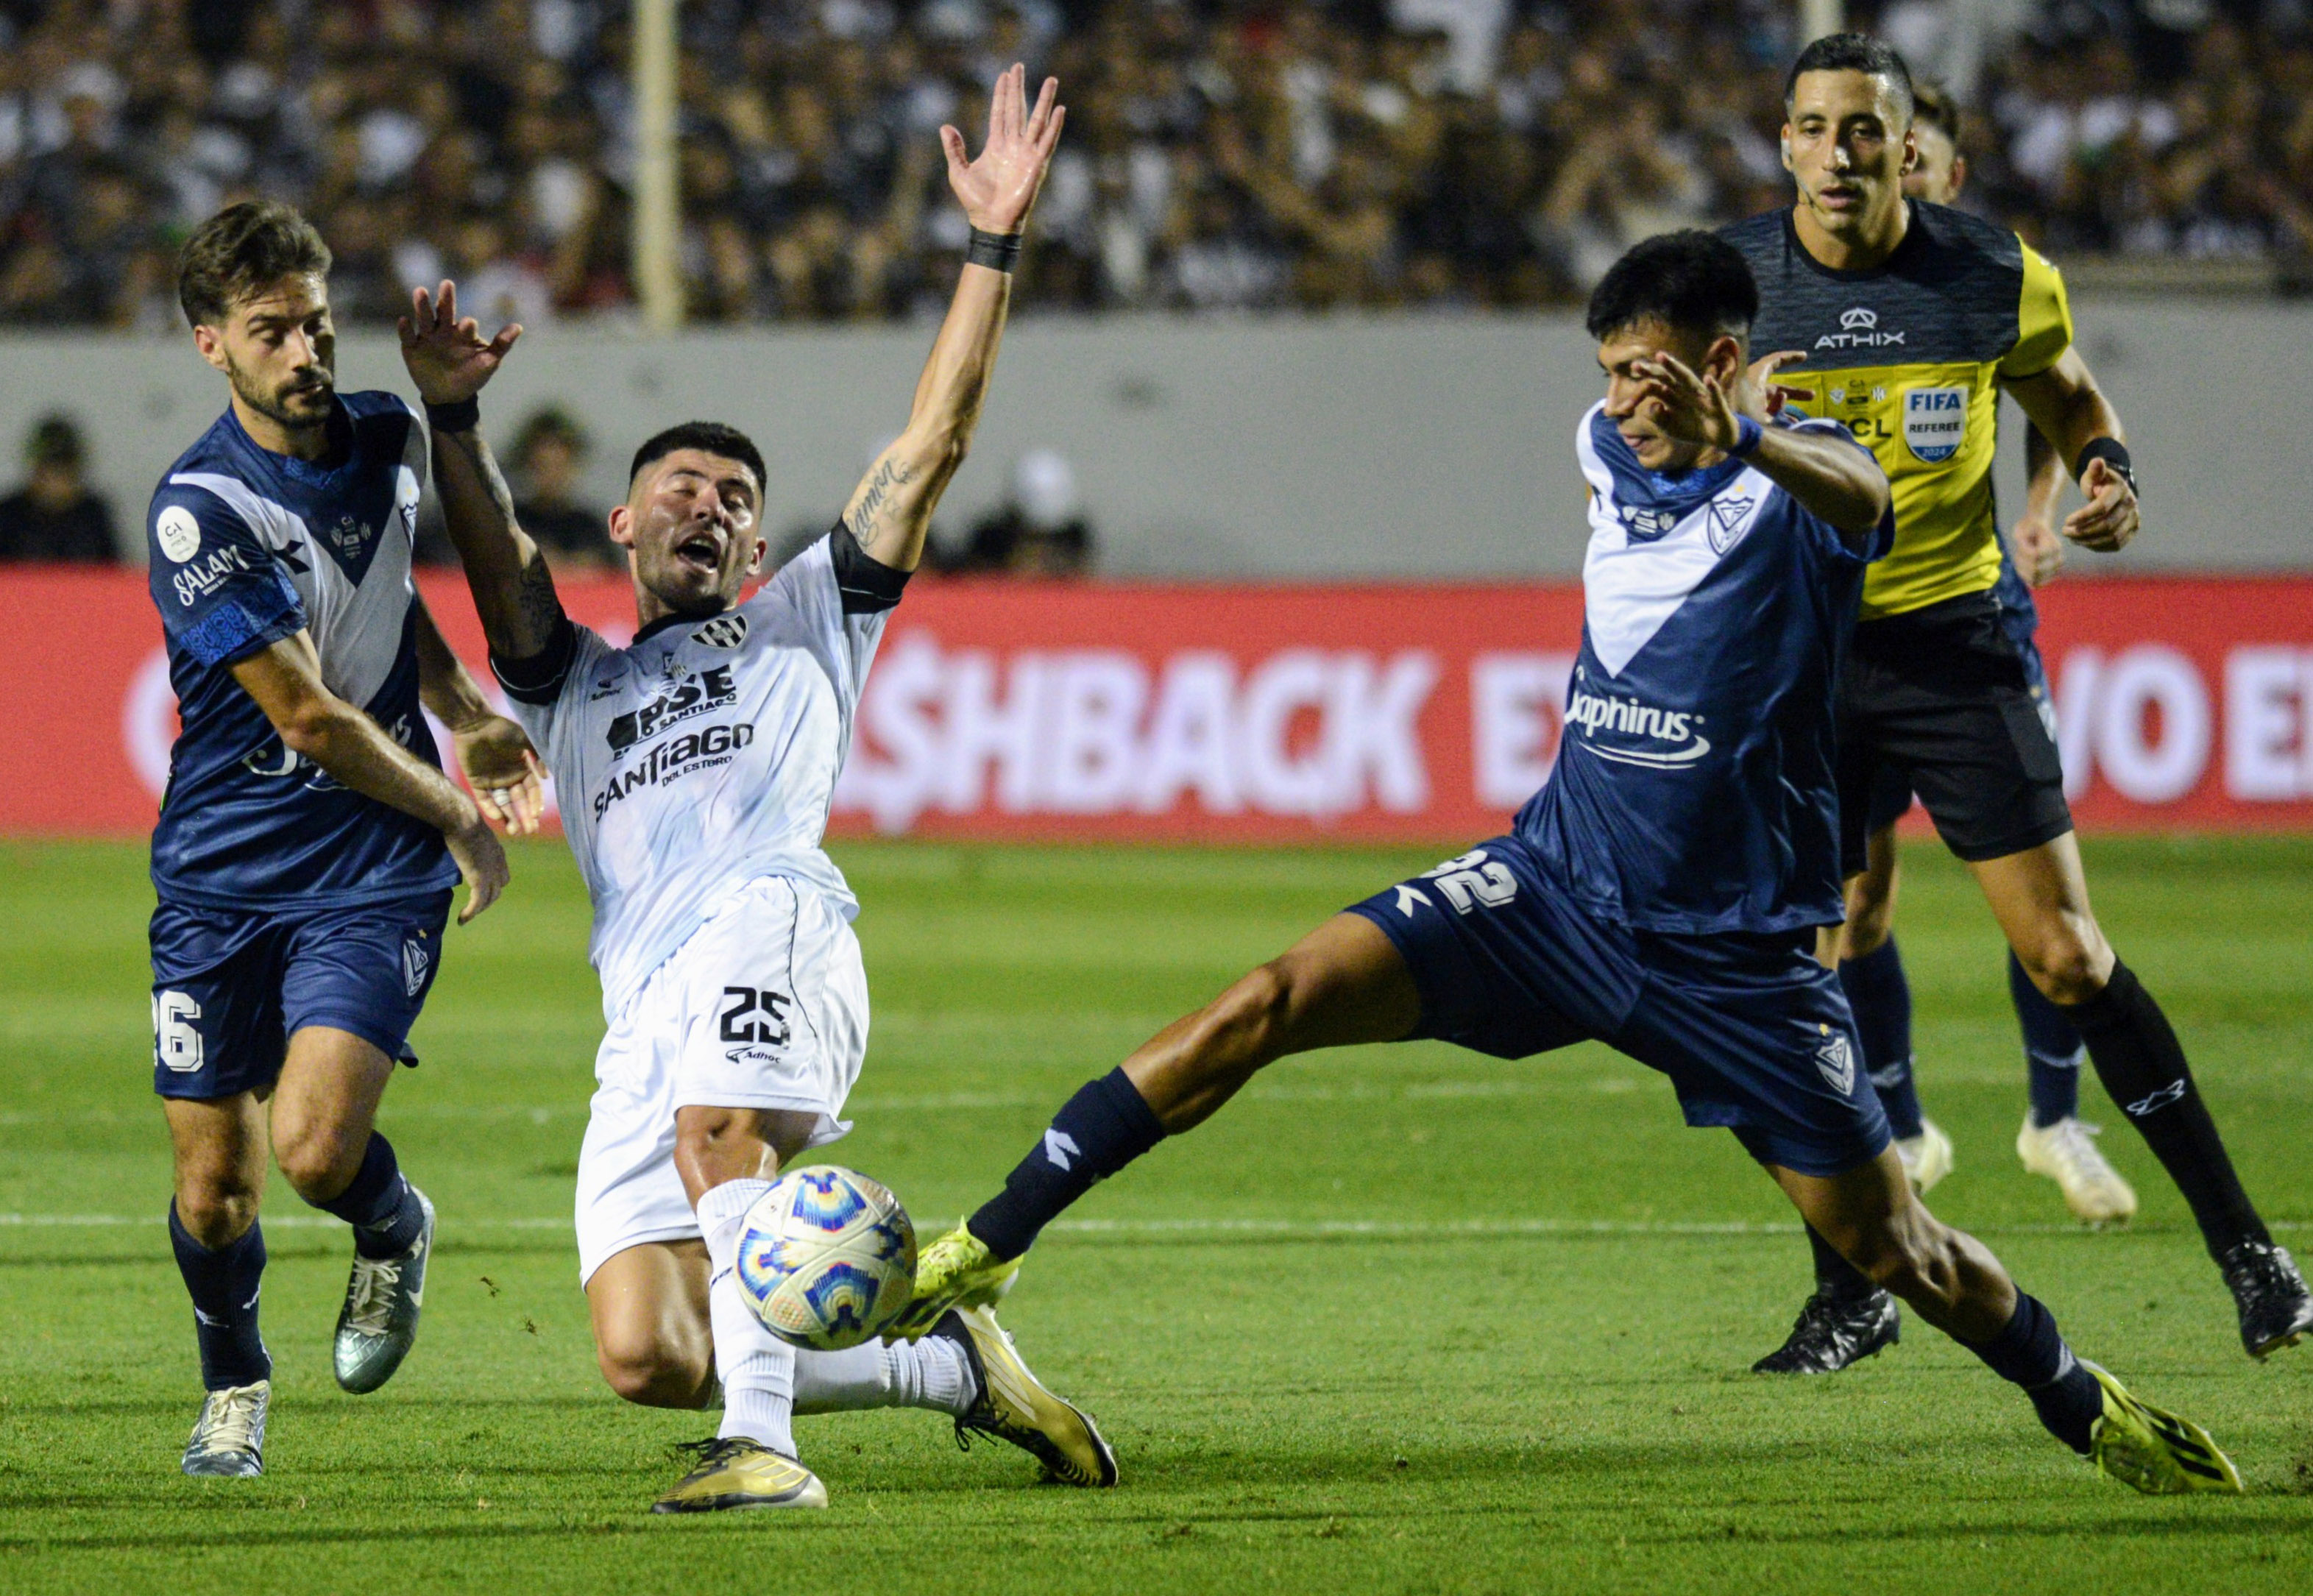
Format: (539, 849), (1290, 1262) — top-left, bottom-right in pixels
(1721, 33), (2309, 1374)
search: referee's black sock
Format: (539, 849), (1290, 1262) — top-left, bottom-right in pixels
(2058, 960), (2270, 1258)
(968, 1068), (1167, 1261)
(170, 1202), (272, 1391)
(1806, 1223), (1878, 1302)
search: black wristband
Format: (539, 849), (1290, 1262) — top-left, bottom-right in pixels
(2073, 436), (2135, 493)
(425, 396), (481, 432)
(965, 227), (1023, 273)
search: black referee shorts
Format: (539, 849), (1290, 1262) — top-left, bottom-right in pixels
(1835, 592), (2072, 877)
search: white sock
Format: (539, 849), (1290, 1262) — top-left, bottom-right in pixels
(793, 1336), (979, 1417)
(697, 1177), (796, 1455)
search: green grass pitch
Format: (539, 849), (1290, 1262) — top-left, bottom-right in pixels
(1, 834), (2309, 1594)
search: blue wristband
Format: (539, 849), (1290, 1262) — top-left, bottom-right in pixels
(1729, 414), (1763, 458)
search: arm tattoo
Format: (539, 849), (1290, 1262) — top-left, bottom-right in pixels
(443, 429), (520, 528)
(846, 458), (914, 548)
(514, 556), (563, 642)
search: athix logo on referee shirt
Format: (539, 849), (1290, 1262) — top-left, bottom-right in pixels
(1565, 689), (1711, 767)
(1815, 305), (1907, 351)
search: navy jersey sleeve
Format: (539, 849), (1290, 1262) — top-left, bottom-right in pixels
(1779, 415), (1896, 565)
(147, 483), (306, 667)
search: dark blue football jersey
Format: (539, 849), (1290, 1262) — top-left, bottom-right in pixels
(145, 393), (456, 907)
(1514, 403), (1894, 934)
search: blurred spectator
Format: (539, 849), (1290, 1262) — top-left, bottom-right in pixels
(947, 449), (1095, 576)
(511, 405), (616, 570)
(0, 0), (2307, 330)
(0, 414), (119, 563)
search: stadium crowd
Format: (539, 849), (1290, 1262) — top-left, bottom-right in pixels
(1, 0), (2308, 330)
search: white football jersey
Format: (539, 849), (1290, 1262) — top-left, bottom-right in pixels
(503, 536), (889, 1020)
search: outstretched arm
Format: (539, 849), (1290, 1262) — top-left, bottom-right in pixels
(841, 64), (1065, 572)
(1634, 350), (1891, 542)
(412, 595), (545, 834)
(398, 283), (569, 664)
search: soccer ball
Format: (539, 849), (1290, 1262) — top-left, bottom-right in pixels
(733, 1166), (917, 1350)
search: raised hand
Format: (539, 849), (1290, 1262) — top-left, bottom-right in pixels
(1746, 349), (1813, 417)
(398, 280), (522, 408)
(2064, 455), (2139, 552)
(1630, 352), (1746, 455)
(943, 63), (1065, 237)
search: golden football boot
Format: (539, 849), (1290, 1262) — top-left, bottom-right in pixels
(2085, 1365), (2242, 1495)
(938, 1305), (1117, 1487)
(885, 1224), (1018, 1341)
(651, 1437), (829, 1513)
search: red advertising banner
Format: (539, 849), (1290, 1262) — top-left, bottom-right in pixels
(4, 569), (2310, 841)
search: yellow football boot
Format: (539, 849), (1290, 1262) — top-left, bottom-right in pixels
(651, 1437), (829, 1513)
(2085, 1365), (2242, 1495)
(939, 1304), (1118, 1487)
(886, 1225), (1019, 1341)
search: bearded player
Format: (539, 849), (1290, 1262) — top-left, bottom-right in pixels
(1727, 34), (2309, 1375)
(403, 67), (1113, 1513)
(894, 231), (2241, 1499)
(151, 202), (541, 1478)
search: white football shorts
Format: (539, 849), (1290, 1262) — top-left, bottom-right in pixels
(573, 875), (868, 1285)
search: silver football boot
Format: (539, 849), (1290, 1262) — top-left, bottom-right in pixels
(182, 1380), (269, 1476)
(333, 1187), (435, 1394)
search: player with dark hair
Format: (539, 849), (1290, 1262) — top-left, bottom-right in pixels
(1728, 34), (2308, 1375)
(150, 201), (542, 1476)
(893, 229), (2242, 1497)
(403, 67), (1115, 1514)
(1831, 81), (2136, 1238)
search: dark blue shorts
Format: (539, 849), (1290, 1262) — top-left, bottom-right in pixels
(1345, 837), (1888, 1177)
(149, 890), (453, 1100)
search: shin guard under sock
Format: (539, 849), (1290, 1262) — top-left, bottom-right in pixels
(969, 1068), (1166, 1260)
(169, 1202), (272, 1390)
(1839, 939), (1923, 1141)
(314, 1133), (426, 1258)
(2058, 960), (2268, 1257)
(2011, 951), (2085, 1128)
(1960, 1291), (2104, 1455)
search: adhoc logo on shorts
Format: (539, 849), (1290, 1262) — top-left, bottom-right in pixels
(607, 664), (739, 753)
(1902, 386), (1968, 464)
(1564, 689), (1711, 768)
(402, 934), (431, 997)
(1816, 305), (1906, 352)
(593, 721), (756, 817)
(1816, 1032), (1857, 1096)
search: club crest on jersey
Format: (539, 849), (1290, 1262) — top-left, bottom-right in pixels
(1816, 1034), (1857, 1096)
(692, 614), (748, 650)
(1902, 386), (1968, 464)
(1707, 494), (1755, 554)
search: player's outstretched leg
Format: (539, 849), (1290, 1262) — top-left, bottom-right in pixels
(893, 913), (1419, 1338)
(1777, 1147), (2242, 1495)
(271, 1029), (436, 1394)
(1977, 837), (2310, 1358)
(2008, 950), (2137, 1225)
(165, 1093), (273, 1476)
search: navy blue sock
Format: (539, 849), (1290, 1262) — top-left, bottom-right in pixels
(968, 1068), (1167, 1260)
(2011, 951), (2084, 1127)
(2060, 960), (2268, 1257)
(314, 1133), (425, 1258)
(1960, 1291), (2103, 1455)
(1840, 939), (1922, 1140)
(1805, 1223), (1877, 1301)
(169, 1202), (272, 1391)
